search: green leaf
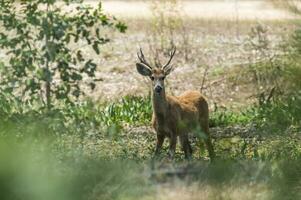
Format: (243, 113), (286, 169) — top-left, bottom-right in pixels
(83, 59), (97, 77)
(92, 41), (100, 54)
(76, 50), (84, 62)
(71, 72), (82, 81)
(115, 22), (127, 33)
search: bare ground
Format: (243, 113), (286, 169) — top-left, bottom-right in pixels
(79, 0), (297, 109)
(89, 20), (294, 109)
(100, 0), (296, 20)
(0, 1), (297, 109)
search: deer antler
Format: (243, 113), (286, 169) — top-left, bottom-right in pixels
(137, 48), (152, 69)
(162, 46), (176, 71)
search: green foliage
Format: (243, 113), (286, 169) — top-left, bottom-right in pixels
(52, 95), (152, 137)
(1, 135), (301, 200)
(292, 26), (301, 54)
(1, 87), (300, 160)
(0, 95), (152, 139)
(214, 135), (301, 161)
(0, 139), (149, 200)
(1, 89), (301, 199)
(254, 94), (301, 134)
(0, 90), (17, 118)
(0, 0), (127, 108)
(209, 99), (297, 132)
(210, 107), (256, 127)
(258, 136), (301, 160)
(270, 159), (301, 200)
(2, 89), (300, 159)
(0, 1), (301, 198)
(100, 95), (152, 126)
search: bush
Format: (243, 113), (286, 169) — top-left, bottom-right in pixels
(0, 0), (126, 108)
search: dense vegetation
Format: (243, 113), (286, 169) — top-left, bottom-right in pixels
(0, 0), (301, 200)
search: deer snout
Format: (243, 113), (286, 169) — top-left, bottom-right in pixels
(155, 85), (163, 93)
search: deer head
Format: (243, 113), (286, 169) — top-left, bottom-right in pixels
(136, 47), (176, 95)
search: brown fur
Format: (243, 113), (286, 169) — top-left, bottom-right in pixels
(136, 51), (215, 160)
(152, 90), (215, 160)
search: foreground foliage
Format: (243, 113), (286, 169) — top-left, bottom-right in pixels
(0, 76), (300, 200)
(1, 90), (300, 160)
(0, 135), (301, 200)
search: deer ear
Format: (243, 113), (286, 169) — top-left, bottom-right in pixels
(136, 63), (152, 76)
(164, 65), (173, 76)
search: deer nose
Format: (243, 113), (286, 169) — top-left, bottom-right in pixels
(155, 85), (162, 93)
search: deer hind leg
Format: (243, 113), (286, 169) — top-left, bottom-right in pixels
(188, 139), (193, 155)
(180, 134), (192, 160)
(200, 118), (215, 161)
(204, 132), (215, 161)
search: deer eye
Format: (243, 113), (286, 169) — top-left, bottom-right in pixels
(150, 76), (154, 81)
(160, 77), (165, 81)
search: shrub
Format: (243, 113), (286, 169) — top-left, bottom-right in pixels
(0, 0), (126, 109)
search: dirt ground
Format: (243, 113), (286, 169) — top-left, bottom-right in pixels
(101, 0), (295, 20)
(82, 0), (297, 110)
(0, 0), (297, 108)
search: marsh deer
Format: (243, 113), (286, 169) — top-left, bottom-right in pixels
(136, 47), (215, 160)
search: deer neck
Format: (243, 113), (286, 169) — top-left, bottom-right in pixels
(152, 89), (168, 119)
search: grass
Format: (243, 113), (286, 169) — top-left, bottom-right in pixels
(1, 90), (301, 159)
(1, 84), (301, 200)
(1, 136), (301, 200)
(1, 1), (301, 197)
(99, 95), (152, 126)
(0, 138), (150, 200)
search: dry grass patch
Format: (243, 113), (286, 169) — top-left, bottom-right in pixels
(142, 181), (270, 200)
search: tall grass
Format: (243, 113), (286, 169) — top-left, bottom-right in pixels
(0, 138), (150, 200)
(1, 87), (301, 199)
(0, 137), (301, 200)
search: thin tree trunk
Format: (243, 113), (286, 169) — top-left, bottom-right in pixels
(45, 60), (51, 110)
(45, 2), (51, 110)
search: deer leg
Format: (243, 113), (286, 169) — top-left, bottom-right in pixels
(168, 135), (177, 159)
(154, 134), (165, 157)
(188, 138), (193, 155)
(205, 135), (215, 161)
(200, 118), (215, 161)
(203, 125), (215, 161)
(180, 134), (192, 160)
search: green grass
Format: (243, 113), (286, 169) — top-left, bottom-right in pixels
(99, 95), (152, 126)
(209, 107), (256, 127)
(1, 91), (300, 161)
(0, 137), (301, 200)
(1, 91), (301, 199)
(0, 138), (150, 200)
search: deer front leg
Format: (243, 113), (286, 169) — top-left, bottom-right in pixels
(151, 134), (165, 171)
(180, 134), (192, 160)
(154, 134), (165, 157)
(168, 135), (177, 159)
